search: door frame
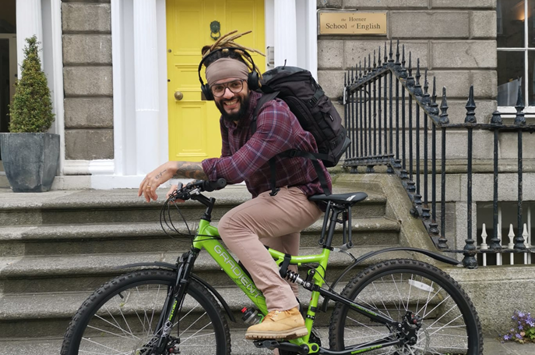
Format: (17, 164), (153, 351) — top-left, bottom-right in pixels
(101, 0), (317, 189)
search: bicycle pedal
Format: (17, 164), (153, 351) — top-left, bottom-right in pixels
(253, 339), (279, 349)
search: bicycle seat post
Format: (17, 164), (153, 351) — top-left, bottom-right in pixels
(321, 202), (348, 248)
(311, 192), (365, 249)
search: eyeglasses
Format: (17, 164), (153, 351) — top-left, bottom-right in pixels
(210, 79), (246, 98)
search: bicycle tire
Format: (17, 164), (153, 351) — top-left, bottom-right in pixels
(61, 269), (231, 355)
(329, 259), (483, 355)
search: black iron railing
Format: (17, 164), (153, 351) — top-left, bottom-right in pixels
(342, 40), (535, 268)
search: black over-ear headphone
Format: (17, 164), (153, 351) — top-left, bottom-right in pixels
(198, 47), (260, 101)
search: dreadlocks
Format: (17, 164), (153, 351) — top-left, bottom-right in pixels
(201, 30), (265, 81)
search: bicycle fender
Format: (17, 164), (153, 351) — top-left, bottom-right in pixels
(116, 262), (236, 323)
(117, 261), (178, 270)
(320, 247), (460, 312)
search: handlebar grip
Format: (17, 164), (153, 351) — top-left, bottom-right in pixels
(202, 178), (227, 192)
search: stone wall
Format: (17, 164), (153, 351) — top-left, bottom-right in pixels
(62, 0), (113, 160)
(317, 0), (497, 123)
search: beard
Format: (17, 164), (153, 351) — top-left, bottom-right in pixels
(215, 93), (251, 123)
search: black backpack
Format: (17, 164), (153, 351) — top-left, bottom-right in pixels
(251, 66), (351, 196)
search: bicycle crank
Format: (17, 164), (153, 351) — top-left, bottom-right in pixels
(253, 339), (310, 354)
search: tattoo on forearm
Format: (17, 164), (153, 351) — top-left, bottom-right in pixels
(173, 162), (208, 180)
(155, 170), (166, 180)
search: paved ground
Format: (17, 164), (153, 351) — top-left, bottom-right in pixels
(484, 336), (535, 355)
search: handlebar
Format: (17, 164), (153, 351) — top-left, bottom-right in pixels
(169, 178), (227, 201)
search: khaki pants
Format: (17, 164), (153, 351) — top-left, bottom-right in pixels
(218, 186), (322, 311)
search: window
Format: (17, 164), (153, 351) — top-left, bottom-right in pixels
(497, 0), (535, 112)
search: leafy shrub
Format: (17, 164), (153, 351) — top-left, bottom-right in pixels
(8, 35), (54, 133)
(502, 310), (535, 343)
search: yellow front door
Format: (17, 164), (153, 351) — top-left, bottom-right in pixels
(166, 0), (265, 161)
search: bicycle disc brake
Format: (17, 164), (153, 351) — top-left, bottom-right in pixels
(394, 312), (429, 354)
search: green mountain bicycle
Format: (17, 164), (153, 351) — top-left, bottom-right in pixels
(61, 179), (483, 355)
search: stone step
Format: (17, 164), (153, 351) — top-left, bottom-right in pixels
(0, 185), (387, 226)
(0, 217), (400, 257)
(0, 265), (437, 341)
(0, 245), (411, 294)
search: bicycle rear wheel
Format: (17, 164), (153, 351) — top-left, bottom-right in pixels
(329, 259), (482, 354)
(61, 269), (231, 355)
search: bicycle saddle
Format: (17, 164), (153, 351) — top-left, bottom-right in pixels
(309, 192), (368, 206)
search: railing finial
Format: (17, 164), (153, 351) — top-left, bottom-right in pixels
(464, 85), (477, 124)
(413, 58), (423, 97)
(399, 45), (407, 79)
(406, 52), (414, 88)
(481, 223), (488, 250)
(424, 69), (428, 94)
(378, 45), (381, 67)
(514, 83), (526, 126)
(507, 224), (515, 249)
(439, 87), (450, 124)
(383, 42), (388, 67)
(395, 39), (400, 66)
(432, 76), (436, 102)
(429, 77), (439, 115)
(422, 69), (430, 104)
(389, 39), (393, 62)
(490, 110), (503, 126)
(373, 50), (377, 70)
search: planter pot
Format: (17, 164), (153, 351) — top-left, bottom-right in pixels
(0, 133), (60, 192)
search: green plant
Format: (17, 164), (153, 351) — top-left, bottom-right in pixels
(502, 310), (535, 343)
(8, 35), (54, 133)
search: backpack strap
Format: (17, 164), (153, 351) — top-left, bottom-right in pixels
(251, 92), (281, 196)
(251, 92), (279, 134)
(280, 150), (332, 196)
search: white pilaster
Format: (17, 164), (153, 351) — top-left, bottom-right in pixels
(16, 0), (43, 76)
(274, 0), (297, 67)
(305, 0), (318, 79)
(44, 0), (65, 174)
(133, 0), (160, 175)
(111, 0), (126, 175)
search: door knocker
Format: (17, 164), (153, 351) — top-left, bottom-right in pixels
(210, 21), (221, 40)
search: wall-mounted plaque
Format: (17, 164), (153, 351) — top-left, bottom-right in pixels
(319, 12), (387, 35)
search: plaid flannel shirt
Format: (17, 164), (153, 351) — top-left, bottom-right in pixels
(202, 91), (331, 198)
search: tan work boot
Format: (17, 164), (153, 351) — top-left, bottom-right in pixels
(245, 307), (308, 340)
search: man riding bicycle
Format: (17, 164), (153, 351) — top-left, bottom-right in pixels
(138, 31), (331, 341)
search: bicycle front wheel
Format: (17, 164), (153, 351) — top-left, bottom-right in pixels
(329, 259), (482, 355)
(61, 269), (231, 355)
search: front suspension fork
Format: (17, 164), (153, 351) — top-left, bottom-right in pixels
(152, 249), (200, 353)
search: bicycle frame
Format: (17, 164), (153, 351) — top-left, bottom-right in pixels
(183, 218), (401, 353)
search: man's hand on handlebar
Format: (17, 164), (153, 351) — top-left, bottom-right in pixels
(167, 179), (227, 203)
